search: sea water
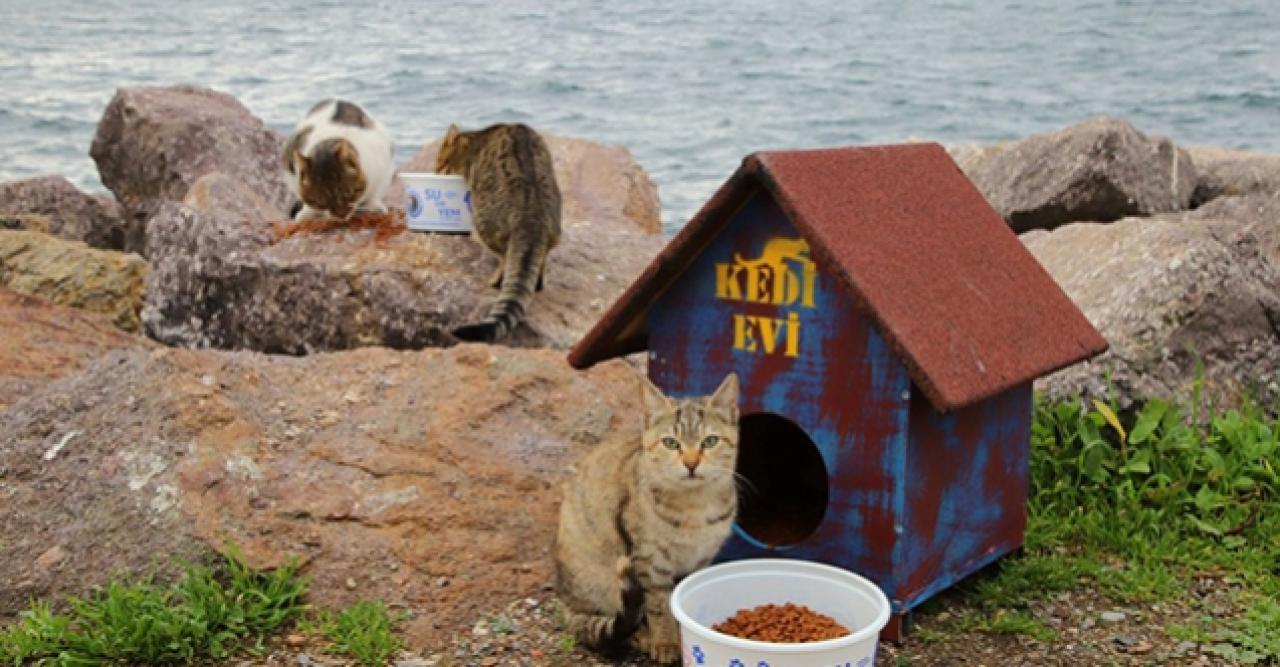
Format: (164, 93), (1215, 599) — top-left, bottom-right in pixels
(1, 0), (1276, 232)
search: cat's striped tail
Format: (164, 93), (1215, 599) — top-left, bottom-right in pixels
(564, 557), (645, 657)
(452, 224), (552, 343)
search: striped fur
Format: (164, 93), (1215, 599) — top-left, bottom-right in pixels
(434, 123), (561, 343)
(554, 373), (740, 664)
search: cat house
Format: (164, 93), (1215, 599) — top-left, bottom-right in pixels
(567, 143), (1107, 640)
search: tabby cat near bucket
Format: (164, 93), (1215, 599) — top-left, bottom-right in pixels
(555, 373), (740, 664)
(433, 123), (562, 343)
(282, 99), (395, 221)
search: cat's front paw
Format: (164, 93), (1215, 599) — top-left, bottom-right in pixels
(294, 204), (325, 222)
(647, 641), (681, 665)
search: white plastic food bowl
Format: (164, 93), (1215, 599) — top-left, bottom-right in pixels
(400, 172), (473, 233)
(671, 559), (890, 667)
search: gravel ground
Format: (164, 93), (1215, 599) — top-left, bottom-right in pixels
(231, 570), (1250, 667)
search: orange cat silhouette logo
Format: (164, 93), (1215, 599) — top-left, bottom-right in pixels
(715, 237), (816, 307)
(714, 236), (817, 358)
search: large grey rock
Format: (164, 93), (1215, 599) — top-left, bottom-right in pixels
(90, 85), (292, 254)
(1188, 191), (1280, 256)
(1028, 205), (1280, 409)
(0, 176), (129, 250)
(967, 117), (1198, 233)
(1184, 146), (1280, 204)
(943, 141), (1013, 177)
(143, 158), (662, 353)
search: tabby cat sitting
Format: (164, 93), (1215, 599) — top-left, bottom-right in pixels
(554, 372), (740, 664)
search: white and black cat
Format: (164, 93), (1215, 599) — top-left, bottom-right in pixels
(282, 99), (394, 220)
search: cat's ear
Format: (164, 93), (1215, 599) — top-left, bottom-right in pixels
(639, 374), (671, 427)
(293, 151), (309, 173)
(707, 372), (739, 422)
(435, 125), (462, 173)
(440, 124), (462, 153)
(335, 140), (360, 170)
(332, 141), (363, 176)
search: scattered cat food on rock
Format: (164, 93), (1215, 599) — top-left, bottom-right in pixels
(270, 209), (407, 244)
(712, 602), (850, 643)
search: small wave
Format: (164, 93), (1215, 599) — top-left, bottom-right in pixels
(485, 108), (534, 122)
(228, 75), (270, 87)
(1197, 91), (1280, 108)
(31, 117), (84, 131)
(543, 80), (585, 94)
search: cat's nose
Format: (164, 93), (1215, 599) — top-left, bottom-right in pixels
(683, 459), (699, 475)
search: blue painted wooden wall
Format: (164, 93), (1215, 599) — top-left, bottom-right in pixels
(900, 383), (1031, 608)
(646, 188), (1031, 616)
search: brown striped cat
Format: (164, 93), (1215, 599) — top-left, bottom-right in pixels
(433, 123), (562, 343)
(554, 373), (740, 664)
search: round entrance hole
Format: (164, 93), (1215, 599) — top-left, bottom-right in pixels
(734, 412), (829, 549)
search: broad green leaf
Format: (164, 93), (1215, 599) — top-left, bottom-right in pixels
(1082, 443), (1111, 483)
(1194, 485), (1222, 511)
(1120, 449), (1152, 475)
(1190, 516), (1224, 536)
(1129, 400), (1167, 444)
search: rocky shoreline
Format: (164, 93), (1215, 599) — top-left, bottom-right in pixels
(944, 119), (1280, 411)
(2, 85), (1279, 663)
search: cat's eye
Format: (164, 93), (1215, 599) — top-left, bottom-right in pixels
(661, 437), (680, 450)
(701, 435), (719, 449)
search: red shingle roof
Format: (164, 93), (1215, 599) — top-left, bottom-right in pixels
(568, 143), (1107, 411)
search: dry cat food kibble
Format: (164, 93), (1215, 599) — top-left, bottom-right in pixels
(270, 210), (407, 244)
(712, 602), (851, 643)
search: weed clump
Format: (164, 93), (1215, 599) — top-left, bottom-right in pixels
(954, 392), (1280, 658)
(0, 547), (307, 665)
(302, 600), (403, 667)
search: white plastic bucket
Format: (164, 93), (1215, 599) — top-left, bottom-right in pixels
(400, 172), (473, 233)
(670, 559), (890, 667)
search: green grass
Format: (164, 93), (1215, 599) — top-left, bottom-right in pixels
(301, 600), (403, 667)
(1221, 599), (1280, 662)
(971, 610), (1056, 642)
(0, 547), (307, 665)
(953, 390), (1280, 658)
